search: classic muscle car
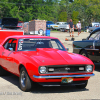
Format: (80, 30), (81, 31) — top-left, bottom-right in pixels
(0, 35), (94, 92)
(73, 27), (100, 62)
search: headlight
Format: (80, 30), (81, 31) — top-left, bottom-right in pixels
(86, 65), (92, 72)
(39, 66), (46, 74)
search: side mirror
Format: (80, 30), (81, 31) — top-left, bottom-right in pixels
(66, 48), (69, 51)
(8, 48), (13, 51)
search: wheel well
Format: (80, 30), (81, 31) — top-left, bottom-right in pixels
(79, 49), (85, 54)
(19, 64), (25, 73)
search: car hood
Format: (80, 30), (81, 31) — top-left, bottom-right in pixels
(21, 48), (93, 66)
(1, 18), (18, 26)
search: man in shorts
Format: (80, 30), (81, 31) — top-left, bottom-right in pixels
(76, 21), (81, 36)
(69, 19), (74, 37)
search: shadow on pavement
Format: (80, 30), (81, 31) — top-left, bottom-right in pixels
(31, 85), (89, 94)
(1, 74), (89, 93)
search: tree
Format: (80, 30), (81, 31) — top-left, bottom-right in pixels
(58, 12), (67, 22)
(71, 11), (79, 24)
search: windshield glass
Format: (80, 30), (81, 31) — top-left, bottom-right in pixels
(89, 31), (100, 40)
(18, 38), (66, 51)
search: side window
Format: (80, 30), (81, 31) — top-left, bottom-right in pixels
(3, 39), (17, 51)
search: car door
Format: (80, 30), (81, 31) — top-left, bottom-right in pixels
(1, 38), (17, 72)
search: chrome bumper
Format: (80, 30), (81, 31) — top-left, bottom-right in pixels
(33, 73), (95, 79)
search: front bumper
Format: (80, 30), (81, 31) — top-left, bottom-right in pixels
(33, 73), (95, 79)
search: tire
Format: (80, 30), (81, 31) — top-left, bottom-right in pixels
(80, 50), (89, 58)
(60, 28), (63, 32)
(50, 27), (53, 30)
(0, 66), (9, 76)
(19, 67), (33, 92)
(76, 80), (88, 89)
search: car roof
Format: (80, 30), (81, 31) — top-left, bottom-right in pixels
(7, 35), (58, 39)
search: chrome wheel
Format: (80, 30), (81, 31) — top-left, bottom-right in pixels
(21, 71), (26, 87)
(82, 53), (86, 56)
(80, 50), (88, 58)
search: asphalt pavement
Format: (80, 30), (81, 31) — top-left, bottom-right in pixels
(0, 31), (100, 100)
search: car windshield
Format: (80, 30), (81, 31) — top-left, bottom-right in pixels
(18, 38), (66, 51)
(47, 22), (54, 24)
(89, 31), (100, 40)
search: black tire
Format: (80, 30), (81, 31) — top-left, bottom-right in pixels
(0, 66), (9, 76)
(80, 50), (89, 58)
(60, 28), (62, 32)
(19, 67), (33, 92)
(50, 27), (53, 30)
(76, 80), (88, 89)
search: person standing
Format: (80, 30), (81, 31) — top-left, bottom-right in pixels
(69, 19), (74, 37)
(76, 21), (81, 36)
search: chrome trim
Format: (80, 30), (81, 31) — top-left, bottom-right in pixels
(33, 73), (95, 79)
(93, 41), (95, 49)
(73, 48), (99, 51)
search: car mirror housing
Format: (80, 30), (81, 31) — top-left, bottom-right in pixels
(8, 48), (13, 51)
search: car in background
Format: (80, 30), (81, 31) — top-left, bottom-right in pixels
(50, 22), (66, 30)
(46, 21), (55, 29)
(0, 35), (95, 92)
(59, 22), (69, 32)
(88, 22), (100, 33)
(73, 27), (100, 62)
(74, 24), (78, 31)
(17, 21), (23, 29)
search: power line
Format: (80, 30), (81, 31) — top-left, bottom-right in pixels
(0, 1), (61, 6)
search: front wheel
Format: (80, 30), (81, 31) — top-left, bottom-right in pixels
(19, 67), (33, 92)
(80, 50), (88, 57)
(76, 80), (88, 89)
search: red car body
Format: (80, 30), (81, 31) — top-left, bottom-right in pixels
(0, 35), (95, 91)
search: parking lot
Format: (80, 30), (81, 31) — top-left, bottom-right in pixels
(0, 32), (100, 100)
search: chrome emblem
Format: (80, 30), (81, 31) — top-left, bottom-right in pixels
(65, 67), (70, 70)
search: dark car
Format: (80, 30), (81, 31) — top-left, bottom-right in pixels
(73, 27), (100, 62)
(46, 21), (54, 29)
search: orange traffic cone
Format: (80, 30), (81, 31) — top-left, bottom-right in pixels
(65, 38), (68, 41)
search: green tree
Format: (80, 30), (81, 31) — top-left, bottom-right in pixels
(58, 12), (67, 22)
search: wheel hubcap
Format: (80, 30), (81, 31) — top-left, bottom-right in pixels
(21, 71), (26, 87)
(82, 53), (86, 56)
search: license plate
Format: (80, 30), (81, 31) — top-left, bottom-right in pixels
(61, 78), (73, 83)
(54, 26), (58, 27)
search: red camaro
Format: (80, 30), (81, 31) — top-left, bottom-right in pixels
(0, 35), (95, 91)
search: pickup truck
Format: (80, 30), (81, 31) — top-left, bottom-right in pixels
(59, 22), (69, 32)
(50, 22), (66, 30)
(88, 22), (100, 33)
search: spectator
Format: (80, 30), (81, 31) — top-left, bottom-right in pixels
(76, 21), (81, 36)
(69, 19), (74, 37)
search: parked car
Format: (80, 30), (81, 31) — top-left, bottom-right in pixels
(46, 21), (55, 29)
(59, 22), (69, 32)
(0, 35), (95, 92)
(88, 22), (100, 33)
(73, 27), (100, 62)
(17, 21), (23, 29)
(74, 24), (78, 31)
(50, 22), (66, 30)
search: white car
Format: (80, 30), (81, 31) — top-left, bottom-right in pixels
(50, 22), (66, 30)
(59, 22), (69, 32)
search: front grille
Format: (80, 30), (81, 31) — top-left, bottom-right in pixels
(46, 65), (86, 73)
